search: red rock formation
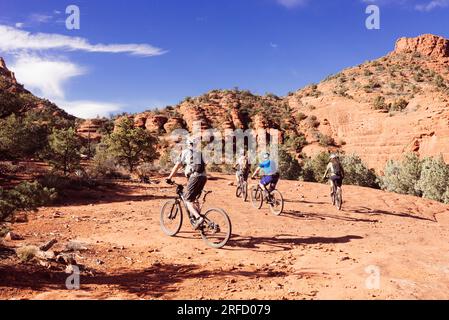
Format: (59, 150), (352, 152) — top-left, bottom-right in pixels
(145, 115), (169, 133)
(394, 34), (449, 59)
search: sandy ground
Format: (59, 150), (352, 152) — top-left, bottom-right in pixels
(1, 173), (449, 300)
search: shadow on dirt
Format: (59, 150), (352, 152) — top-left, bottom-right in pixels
(225, 234), (363, 252)
(0, 246), (15, 260)
(0, 261), (288, 298)
(54, 183), (173, 207)
(348, 206), (436, 222)
(282, 210), (379, 223)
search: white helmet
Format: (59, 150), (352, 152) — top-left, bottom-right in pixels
(330, 153), (338, 160)
(262, 152), (270, 160)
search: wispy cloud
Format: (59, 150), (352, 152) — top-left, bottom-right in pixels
(0, 24), (166, 57)
(361, 0), (449, 11)
(29, 13), (53, 24)
(276, 0), (309, 9)
(415, 0), (449, 11)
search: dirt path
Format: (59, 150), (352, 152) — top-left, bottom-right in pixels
(1, 174), (449, 300)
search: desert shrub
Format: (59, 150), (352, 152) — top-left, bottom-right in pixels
(296, 112), (307, 122)
(434, 75), (446, 88)
(414, 72), (424, 82)
(90, 143), (121, 178)
(285, 133), (308, 152)
(47, 127), (82, 175)
(381, 153), (422, 196)
(135, 163), (157, 182)
(318, 134), (335, 147)
(341, 154), (379, 188)
(38, 174), (72, 191)
(390, 99), (409, 112)
(306, 115), (320, 128)
(301, 152), (329, 182)
(278, 148), (301, 180)
(0, 181), (56, 222)
(373, 96), (388, 111)
(417, 156), (449, 203)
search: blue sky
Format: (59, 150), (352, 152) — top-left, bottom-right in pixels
(0, 0), (448, 118)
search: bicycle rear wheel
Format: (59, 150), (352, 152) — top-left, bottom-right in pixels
(250, 186), (263, 209)
(269, 190), (284, 216)
(160, 199), (183, 236)
(200, 208), (232, 249)
(335, 187), (343, 211)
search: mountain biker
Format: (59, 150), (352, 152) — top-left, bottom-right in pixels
(323, 154), (345, 197)
(234, 150), (250, 185)
(251, 152), (279, 197)
(166, 136), (207, 230)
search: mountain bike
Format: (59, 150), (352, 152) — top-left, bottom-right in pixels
(160, 180), (232, 249)
(250, 182), (284, 216)
(235, 173), (248, 202)
(331, 180), (343, 211)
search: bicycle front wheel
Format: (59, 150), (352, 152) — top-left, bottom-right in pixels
(200, 208), (232, 249)
(269, 190), (284, 216)
(160, 199), (183, 236)
(250, 186), (263, 209)
(242, 181), (248, 202)
(236, 185), (242, 198)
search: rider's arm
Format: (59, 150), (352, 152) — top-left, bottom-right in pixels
(323, 165), (329, 181)
(168, 162), (182, 180)
(252, 167), (261, 179)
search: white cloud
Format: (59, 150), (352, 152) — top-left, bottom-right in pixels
(415, 0), (449, 11)
(9, 54), (123, 118)
(0, 24), (166, 57)
(15, 22), (24, 28)
(10, 54), (86, 99)
(277, 0), (309, 8)
(57, 100), (123, 119)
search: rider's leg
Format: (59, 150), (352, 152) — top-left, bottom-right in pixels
(185, 175), (207, 228)
(329, 179), (334, 196)
(185, 201), (201, 220)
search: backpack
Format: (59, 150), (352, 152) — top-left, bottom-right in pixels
(191, 150), (206, 174)
(332, 161), (343, 176)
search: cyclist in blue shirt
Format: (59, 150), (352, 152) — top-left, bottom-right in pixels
(251, 152), (280, 196)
